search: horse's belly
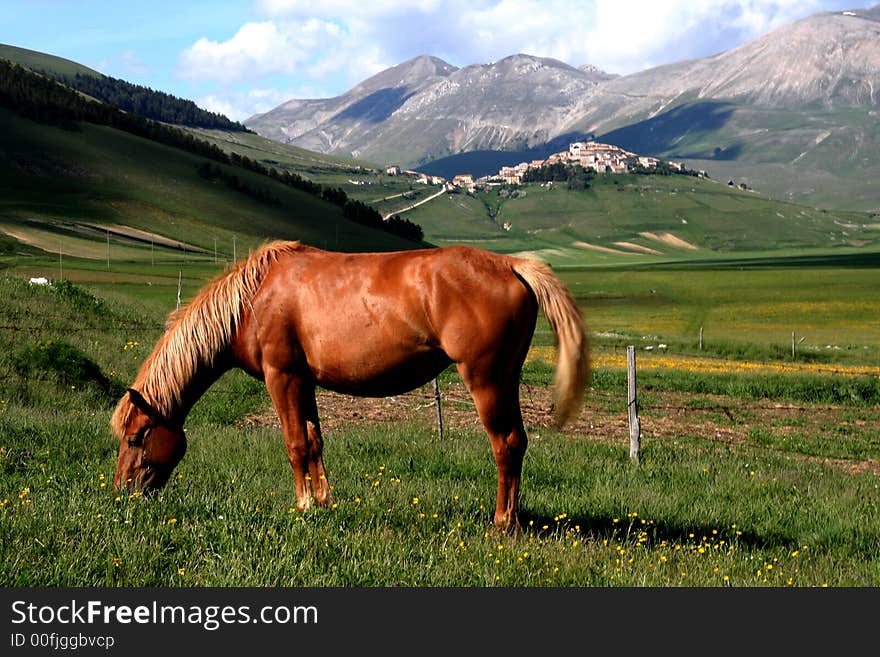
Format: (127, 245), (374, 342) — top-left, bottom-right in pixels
(310, 344), (450, 398)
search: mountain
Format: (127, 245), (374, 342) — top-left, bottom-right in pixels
(246, 53), (609, 165)
(246, 55), (458, 159)
(558, 6), (880, 138)
(580, 7), (880, 211)
(247, 6), (880, 211)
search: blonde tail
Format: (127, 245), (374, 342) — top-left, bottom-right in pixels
(513, 258), (590, 427)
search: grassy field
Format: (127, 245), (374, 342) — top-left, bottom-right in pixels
(556, 257), (880, 365)
(1, 252), (877, 587)
(404, 175), (880, 264)
(0, 108), (421, 259)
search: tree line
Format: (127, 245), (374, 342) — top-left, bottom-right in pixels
(197, 161), (423, 242)
(0, 59), (424, 243)
(60, 72), (252, 132)
(521, 162), (595, 190)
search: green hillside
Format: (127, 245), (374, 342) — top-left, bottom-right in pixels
(403, 174), (880, 266)
(0, 44), (101, 79)
(0, 43), (430, 280)
(0, 107), (422, 276)
(183, 126), (463, 221)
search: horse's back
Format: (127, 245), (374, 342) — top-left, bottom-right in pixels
(240, 245), (537, 395)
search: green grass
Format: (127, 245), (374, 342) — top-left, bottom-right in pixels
(2, 391), (878, 587)
(404, 175), (879, 264)
(0, 264), (878, 587)
(551, 262), (880, 364)
(0, 43), (101, 79)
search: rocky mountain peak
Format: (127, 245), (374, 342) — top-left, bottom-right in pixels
(245, 4), (880, 168)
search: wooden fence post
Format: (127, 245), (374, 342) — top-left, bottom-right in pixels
(433, 377), (444, 440)
(627, 345), (641, 464)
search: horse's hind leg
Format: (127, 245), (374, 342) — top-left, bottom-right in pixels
(457, 363), (527, 534)
(265, 369), (332, 511)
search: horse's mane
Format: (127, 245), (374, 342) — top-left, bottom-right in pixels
(110, 240), (302, 438)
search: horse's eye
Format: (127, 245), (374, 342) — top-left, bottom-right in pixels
(125, 430), (146, 447)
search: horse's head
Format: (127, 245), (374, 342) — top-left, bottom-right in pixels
(113, 388), (186, 492)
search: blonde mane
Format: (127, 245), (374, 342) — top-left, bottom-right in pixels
(110, 240), (302, 438)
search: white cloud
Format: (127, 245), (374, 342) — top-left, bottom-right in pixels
(452, 0), (828, 74)
(258, 1), (834, 78)
(198, 86), (322, 122)
(256, 0), (441, 16)
(92, 49), (151, 80)
(582, 0), (824, 72)
(118, 50), (151, 78)
(177, 19), (342, 84)
(197, 94), (245, 121)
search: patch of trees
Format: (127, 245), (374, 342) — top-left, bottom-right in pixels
(61, 73), (252, 132)
(521, 163), (594, 190)
(630, 161), (704, 177)
(318, 187), (423, 242)
(0, 60), (425, 243)
(0, 60), (234, 160)
(384, 215), (423, 242)
(196, 162), (281, 207)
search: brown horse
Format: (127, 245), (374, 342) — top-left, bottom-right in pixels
(111, 241), (589, 532)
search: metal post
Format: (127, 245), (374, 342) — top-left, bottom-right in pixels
(627, 346), (641, 464)
(433, 377), (444, 440)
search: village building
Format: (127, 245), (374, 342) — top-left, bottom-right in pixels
(452, 174), (476, 192)
(488, 138), (682, 182)
(499, 166), (519, 185)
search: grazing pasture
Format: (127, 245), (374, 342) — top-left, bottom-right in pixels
(0, 250), (878, 586)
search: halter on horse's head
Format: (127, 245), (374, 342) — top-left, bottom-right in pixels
(113, 388), (187, 491)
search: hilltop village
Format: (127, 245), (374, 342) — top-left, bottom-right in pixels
(384, 140), (699, 192)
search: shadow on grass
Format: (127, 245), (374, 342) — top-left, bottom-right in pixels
(517, 509), (792, 552)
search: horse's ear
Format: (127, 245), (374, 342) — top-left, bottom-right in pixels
(127, 388), (159, 420)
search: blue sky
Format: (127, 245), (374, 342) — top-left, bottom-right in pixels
(3, 0), (876, 121)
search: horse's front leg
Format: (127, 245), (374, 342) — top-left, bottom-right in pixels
(303, 396), (332, 507)
(265, 369), (330, 511)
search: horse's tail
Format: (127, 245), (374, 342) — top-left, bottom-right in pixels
(512, 258), (590, 428)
